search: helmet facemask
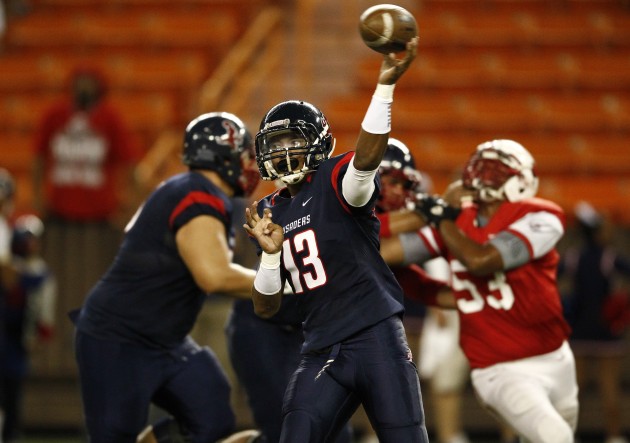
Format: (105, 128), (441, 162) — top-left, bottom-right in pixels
(255, 101), (335, 185)
(237, 145), (261, 197)
(256, 123), (333, 185)
(462, 140), (539, 203)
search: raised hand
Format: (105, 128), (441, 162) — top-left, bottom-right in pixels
(243, 201), (284, 254)
(378, 37), (418, 85)
(414, 194), (461, 228)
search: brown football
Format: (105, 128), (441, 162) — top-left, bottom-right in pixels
(359, 4), (418, 54)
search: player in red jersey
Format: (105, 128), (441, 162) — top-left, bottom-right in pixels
(382, 139), (579, 443)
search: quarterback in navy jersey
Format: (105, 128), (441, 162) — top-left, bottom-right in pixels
(72, 113), (262, 443)
(245, 38), (429, 443)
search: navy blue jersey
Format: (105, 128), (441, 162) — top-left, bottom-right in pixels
(258, 152), (405, 353)
(76, 172), (234, 349)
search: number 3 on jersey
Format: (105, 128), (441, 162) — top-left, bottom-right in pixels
(451, 261), (515, 314)
(282, 229), (327, 293)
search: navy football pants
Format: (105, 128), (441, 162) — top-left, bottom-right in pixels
(225, 308), (352, 443)
(280, 315), (429, 443)
(75, 331), (235, 443)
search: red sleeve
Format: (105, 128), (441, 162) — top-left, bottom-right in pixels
(392, 264), (447, 307)
(377, 212), (391, 238)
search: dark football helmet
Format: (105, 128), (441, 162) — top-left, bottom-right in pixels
(11, 214), (44, 258)
(255, 100), (335, 185)
(462, 139), (538, 203)
(0, 168), (15, 201)
(377, 138), (424, 212)
(183, 112), (259, 197)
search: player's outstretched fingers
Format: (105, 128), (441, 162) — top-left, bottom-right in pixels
(244, 200), (260, 232)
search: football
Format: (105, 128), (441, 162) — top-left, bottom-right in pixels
(359, 4), (418, 54)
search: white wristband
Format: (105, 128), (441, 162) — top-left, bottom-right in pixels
(361, 85), (394, 134)
(374, 83), (395, 101)
(254, 266), (282, 295)
(254, 251), (282, 295)
(260, 251), (281, 269)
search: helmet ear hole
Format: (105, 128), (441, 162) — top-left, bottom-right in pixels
(499, 168), (540, 202)
(503, 176), (522, 202)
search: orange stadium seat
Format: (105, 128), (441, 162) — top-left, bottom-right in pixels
(368, 124), (630, 178)
(0, 54), (68, 92)
(107, 91), (178, 134)
(33, 0), (267, 12)
(0, 93), (63, 133)
(101, 52), (209, 92)
(417, 0), (623, 15)
(539, 174), (630, 223)
(5, 8), (241, 53)
(0, 90), (177, 151)
(537, 93), (630, 132)
(357, 47), (630, 94)
(0, 51), (209, 95)
(83, 10), (240, 51)
(356, 54), (486, 92)
(501, 133), (630, 174)
(415, 0), (629, 49)
(0, 132), (35, 173)
(566, 50), (630, 90)
(1, 52), (211, 114)
(451, 92), (543, 133)
(4, 13), (86, 49)
(562, 133), (630, 174)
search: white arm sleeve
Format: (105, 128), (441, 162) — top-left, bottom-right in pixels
(504, 211), (564, 259)
(341, 159), (377, 208)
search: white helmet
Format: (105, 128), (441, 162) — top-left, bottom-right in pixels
(462, 139), (539, 202)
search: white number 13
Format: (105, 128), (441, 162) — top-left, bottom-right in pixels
(282, 229), (327, 294)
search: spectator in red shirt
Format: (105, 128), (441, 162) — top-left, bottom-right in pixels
(33, 67), (140, 222)
(32, 67), (141, 366)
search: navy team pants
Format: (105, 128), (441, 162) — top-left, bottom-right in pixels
(75, 331), (235, 443)
(280, 315), (429, 443)
(225, 305), (353, 443)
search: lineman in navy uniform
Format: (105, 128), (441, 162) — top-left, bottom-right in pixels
(72, 112), (262, 443)
(244, 38), (428, 443)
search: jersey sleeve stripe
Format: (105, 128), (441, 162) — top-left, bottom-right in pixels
(169, 191), (226, 228)
(418, 226), (442, 257)
(330, 152), (355, 214)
